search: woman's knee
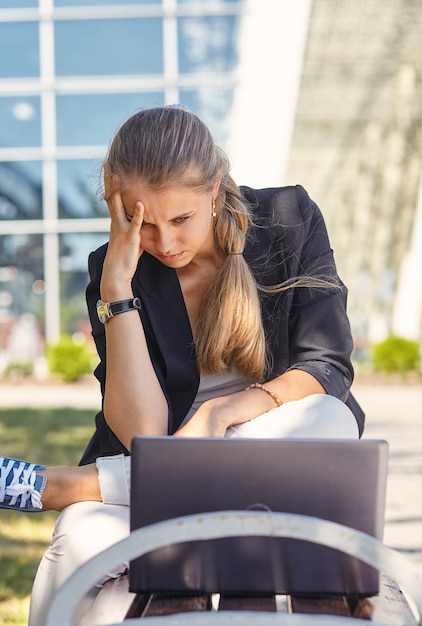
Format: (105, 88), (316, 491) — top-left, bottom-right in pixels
(227, 394), (359, 439)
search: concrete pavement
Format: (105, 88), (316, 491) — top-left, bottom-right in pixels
(1, 379), (421, 568)
(353, 383), (422, 568)
(0, 379), (102, 409)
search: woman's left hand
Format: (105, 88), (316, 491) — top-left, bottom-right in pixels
(174, 397), (235, 438)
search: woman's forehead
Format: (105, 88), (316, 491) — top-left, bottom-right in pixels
(122, 184), (212, 217)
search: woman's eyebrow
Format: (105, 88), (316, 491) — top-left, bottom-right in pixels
(134, 209), (195, 225)
(170, 210), (194, 221)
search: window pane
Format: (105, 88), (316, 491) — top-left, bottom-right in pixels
(178, 0), (243, 3)
(56, 92), (164, 146)
(57, 159), (108, 219)
(0, 97), (41, 148)
(178, 15), (239, 74)
(0, 0), (37, 7)
(55, 0), (159, 4)
(180, 87), (234, 145)
(55, 19), (163, 76)
(0, 234), (45, 364)
(0, 23), (39, 78)
(59, 232), (108, 335)
(0, 161), (42, 220)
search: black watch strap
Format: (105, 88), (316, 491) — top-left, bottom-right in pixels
(97, 297), (142, 324)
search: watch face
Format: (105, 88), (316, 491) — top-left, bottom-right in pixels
(97, 301), (109, 324)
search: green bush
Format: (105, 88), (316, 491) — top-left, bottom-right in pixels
(46, 335), (93, 382)
(372, 335), (420, 374)
(3, 360), (33, 378)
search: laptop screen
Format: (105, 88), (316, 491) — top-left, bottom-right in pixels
(130, 437), (388, 597)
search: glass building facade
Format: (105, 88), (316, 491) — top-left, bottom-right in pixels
(0, 0), (248, 365)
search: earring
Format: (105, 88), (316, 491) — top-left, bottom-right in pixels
(212, 200), (217, 218)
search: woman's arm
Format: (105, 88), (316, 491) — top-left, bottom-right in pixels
(40, 464), (101, 511)
(98, 187), (168, 449)
(175, 369), (325, 437)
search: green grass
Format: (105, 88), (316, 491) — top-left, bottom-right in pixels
(0, 408), (96, 625)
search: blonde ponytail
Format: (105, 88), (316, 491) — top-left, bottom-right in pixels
(195, 173), (266, 380)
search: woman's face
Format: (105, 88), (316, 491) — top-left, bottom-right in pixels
(121, 179), (220, 268)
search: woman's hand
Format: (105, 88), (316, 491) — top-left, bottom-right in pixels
(174, 392), (258, 438)
(174, 398), (233, 438)
(101, 175), (145, 300)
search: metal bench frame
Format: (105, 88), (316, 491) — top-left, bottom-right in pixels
(46, 511), (422, 626)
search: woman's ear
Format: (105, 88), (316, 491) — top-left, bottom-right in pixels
(212, 178), (222, 201)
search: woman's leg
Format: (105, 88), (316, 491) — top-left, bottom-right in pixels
(225, 394), (359, 439)
(1, 455), (131, 623)
(26, 456), (131, 624)
(28, 500), (130, 626)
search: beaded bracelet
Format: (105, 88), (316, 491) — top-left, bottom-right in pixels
(245, 382), (283, 407)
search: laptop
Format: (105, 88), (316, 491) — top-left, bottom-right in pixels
(130, 437), (388, 597)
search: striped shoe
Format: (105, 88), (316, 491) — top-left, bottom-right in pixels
(0, 456), (46, 511)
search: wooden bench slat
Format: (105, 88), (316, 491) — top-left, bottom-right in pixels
(141, 593), (211, 617)
(125, 593), (151, 619)
(117, 571), (418, 623)
(290, 595), (351, 616)
(219, 594), (277, 612)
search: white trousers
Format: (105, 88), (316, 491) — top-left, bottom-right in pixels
(29, 394), (358, 626)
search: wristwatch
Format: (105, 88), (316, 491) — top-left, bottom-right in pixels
(96, 297), (142, 324)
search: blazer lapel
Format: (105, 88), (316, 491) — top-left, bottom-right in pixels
(132, 253), (199, 431)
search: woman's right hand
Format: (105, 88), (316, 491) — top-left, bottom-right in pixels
(101, 175), (145, 300)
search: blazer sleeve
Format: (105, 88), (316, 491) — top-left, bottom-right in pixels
(253, 185), (364, 433)
(287, 186), (354, 398)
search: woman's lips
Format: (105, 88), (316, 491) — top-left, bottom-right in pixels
(157, 251), (184, 262)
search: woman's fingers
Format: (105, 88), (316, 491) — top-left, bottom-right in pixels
(107, 185), (127, 226)
(127, 201), (145, 254)
(104, 195), (144, 281)
(105, 175), (132, 232)
(130, 201), (144, 229)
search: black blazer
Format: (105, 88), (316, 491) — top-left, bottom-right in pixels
(80, 185), (364, 465)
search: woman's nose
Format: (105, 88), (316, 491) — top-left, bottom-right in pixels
(156, 228), (174, 254)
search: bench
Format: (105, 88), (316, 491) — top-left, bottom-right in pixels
(98, 572), (415, 624)
(46, 511), (422, 626)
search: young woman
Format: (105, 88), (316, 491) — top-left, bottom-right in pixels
(0, 106), (364, 625)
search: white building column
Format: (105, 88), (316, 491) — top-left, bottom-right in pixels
(227, 0), (313, 187)
(392, 174), (422, 342)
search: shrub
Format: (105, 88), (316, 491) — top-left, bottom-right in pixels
(3, 360), (33, 378)
(372, 335), (420, 374)
(46, 335), (93, 382)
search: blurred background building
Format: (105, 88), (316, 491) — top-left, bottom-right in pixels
(0, 0), (421, 372)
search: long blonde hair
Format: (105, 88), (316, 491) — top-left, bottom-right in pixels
(104, 106), (267, 379)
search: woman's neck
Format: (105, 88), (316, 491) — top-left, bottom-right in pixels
(177, 252), (224, 338)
